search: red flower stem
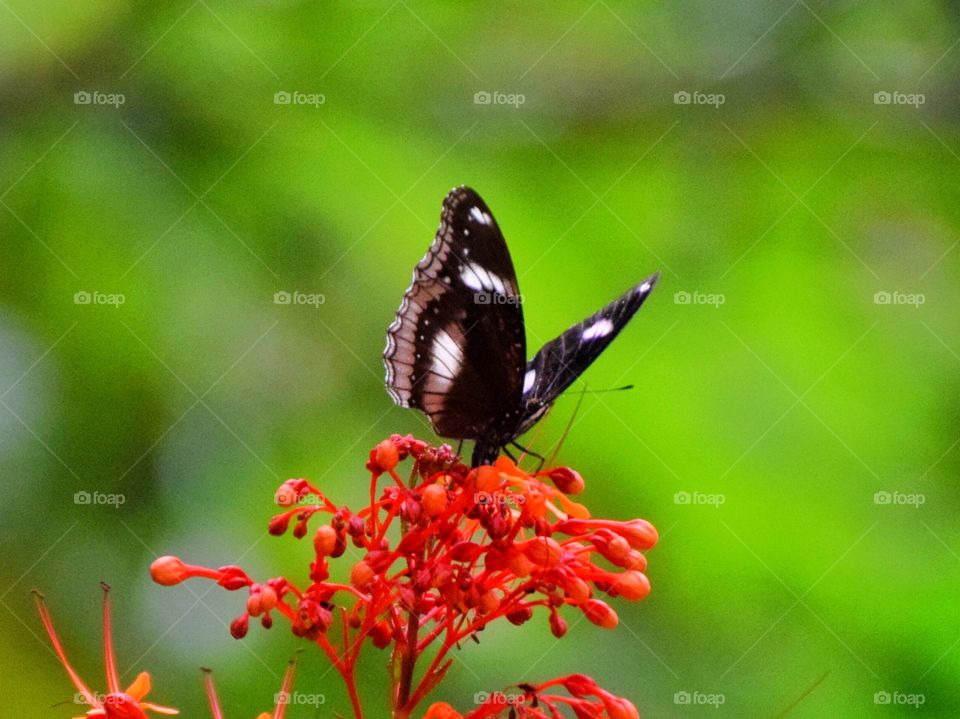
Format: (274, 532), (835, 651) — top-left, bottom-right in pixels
(395, 590), (421, 717)
(316, 633), (364, 719)
(369, 474), (379, 537)
(376, 497), (403, 545)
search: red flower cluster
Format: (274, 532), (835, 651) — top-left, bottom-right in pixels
(151, 435), (657, 718)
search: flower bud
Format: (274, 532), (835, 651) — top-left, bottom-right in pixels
(549, 610), (568, 638)
(607, 698), (640, 719)
(351, 560), (375, 590)
(246, 585), (278, 616)
(374, 439), (399, 472)
(506, 605), (533, 625)
(313, 525), (338, 557)
(400, 497), (422, 523)
(216, 565), (251, 591)
(274, 484), (300, 507)
(613, 571), (650, 601)
(624, 550), (647, 571)
(547, 466), (585, 494)
(593, 532), (631, 564)
(562, 575), (591, 602)
(268, 513), (292, 536)
(230, 614), (249, 639)
(422, 483), (448, 517)
(150, 556), (189, 586)
(562, 674), (597, 696)
(370, 620), (392, 648)
(509, 552), (535, 577)
(523, 537), (563, 566)
(582, 599), (618, 629)
(618, 519), (658, 549)
(347, 515), (365, 538)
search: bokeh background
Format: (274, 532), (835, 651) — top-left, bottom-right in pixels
(1, 1), (958, 716)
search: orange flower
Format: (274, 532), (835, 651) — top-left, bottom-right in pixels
(34, 583), (178, 719)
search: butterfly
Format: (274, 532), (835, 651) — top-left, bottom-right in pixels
(384, 186), (659, 467)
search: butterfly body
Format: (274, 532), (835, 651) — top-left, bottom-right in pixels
(384, 186), (658, 466)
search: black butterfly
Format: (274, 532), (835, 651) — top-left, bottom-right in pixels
(384, 186), (658, 467)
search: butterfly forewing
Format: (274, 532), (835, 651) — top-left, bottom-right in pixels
(384, 187), (527, 440)
(517, 273), (659, 434)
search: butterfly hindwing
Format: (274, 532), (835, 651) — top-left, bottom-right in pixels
(384, 187), (527, 440)
(517, 273), (659, 434)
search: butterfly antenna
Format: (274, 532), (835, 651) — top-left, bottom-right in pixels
(568, 384), (635, 394)
(546, 382), (588, 467)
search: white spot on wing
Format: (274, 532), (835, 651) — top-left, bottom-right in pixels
(582, 318), (614, 340)
(639, 281), (651, 293)
(469, 206), (492, 225)
(460, 261), (511, 296)
(523, 368), (536, 394)
(431, 329), (463, 379)
(460, 264), (484, 291)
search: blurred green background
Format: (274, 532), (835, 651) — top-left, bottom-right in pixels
(1, 1), (958, 716)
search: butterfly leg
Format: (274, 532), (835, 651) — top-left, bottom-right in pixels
(510, 441), (546, 472)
